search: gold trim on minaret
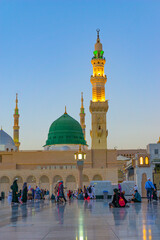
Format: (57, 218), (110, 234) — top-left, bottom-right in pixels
(13, 93), (20, 151)
(80, 92), (86, 140)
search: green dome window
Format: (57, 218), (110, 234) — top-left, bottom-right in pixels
(44, 113), (87, 147)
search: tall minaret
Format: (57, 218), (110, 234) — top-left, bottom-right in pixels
(89, 29), (109, 149)
(79, 92), (86, 140)
(13, 93), (20, 151)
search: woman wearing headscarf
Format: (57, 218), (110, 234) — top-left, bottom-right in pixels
(57, 181), (67, 203)
(35, 186), (41, 200)
(109, 188), (120, 208)
(21, 182), (28, 203)
(11, 179), (19, 203)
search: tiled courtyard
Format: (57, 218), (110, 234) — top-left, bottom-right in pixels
(0, 199), (159, 240)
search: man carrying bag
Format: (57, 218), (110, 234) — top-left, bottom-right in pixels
(145, 178), (155, 203)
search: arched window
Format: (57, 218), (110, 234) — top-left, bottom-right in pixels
(145, 157), (149, 165)
(140, 157), (143, 165)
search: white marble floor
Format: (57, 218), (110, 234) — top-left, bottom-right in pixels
(0, 199), (159, 240)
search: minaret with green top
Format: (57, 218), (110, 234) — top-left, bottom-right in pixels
(79, 92), (86, 140)
(89, 29), (108, 149)
(13, 93), (20, 151)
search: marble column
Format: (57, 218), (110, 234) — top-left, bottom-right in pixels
(49, 183), (52, 195)
(77, 160), (84, 189)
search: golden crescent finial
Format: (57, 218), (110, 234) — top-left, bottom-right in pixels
(64, 106), (67, 114)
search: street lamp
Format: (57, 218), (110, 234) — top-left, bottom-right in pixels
(74, 145), (86, 189)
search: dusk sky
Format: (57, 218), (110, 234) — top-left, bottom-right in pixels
(0, 0), (160, 150)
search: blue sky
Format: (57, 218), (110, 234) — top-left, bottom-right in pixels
(0, 0), (160, 150)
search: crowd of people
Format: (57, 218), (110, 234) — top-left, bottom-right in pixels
(109, 187), (142, 208)
(67, 185), (96, 200)
(53, 182), (96, 202)
(8, 177), (158, 206)
(9, 178), (96, 205)
(109, 178), (158, 208)
(10, 178), (50, 204)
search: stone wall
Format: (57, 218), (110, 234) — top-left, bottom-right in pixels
(0, 149), (118, 196)
(0, 167), (118, 197)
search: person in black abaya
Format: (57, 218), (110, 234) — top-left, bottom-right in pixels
(11, 179), (19, 203)
(21, 182), (28, 203)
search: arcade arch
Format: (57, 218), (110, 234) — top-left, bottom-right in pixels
(26, 175), (36, 188)
(53, 175), (63, 183)
(83, 174), (89, 187)
(66, 175), (76, 190)
(0, 176), (10, 197)
(93, 174), (102, 181)
(39, 175), (50, 190)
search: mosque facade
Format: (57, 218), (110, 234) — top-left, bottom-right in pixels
(0, 31), (118, 196)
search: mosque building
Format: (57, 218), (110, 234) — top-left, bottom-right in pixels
(0, 30), (118, 196)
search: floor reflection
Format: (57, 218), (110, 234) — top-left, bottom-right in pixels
(0, 200), (159, 240)
(20, 204), (28, 222)
(11, 205), (19, 224)
(142, 224), (153, 240)
(55, 203), (66, 225)
(76, 202), (88, 240)
(110, 207), (128, 225)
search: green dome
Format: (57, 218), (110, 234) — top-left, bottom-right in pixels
(45, 113), (87, 146)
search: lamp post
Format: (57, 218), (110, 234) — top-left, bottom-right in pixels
(74, 145), (86, 189)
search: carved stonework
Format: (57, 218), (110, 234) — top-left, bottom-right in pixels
(97, 125), (103, 137)
(89, 101), (108, 113)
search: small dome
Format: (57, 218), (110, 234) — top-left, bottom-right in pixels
(0, 129), (17, 151)
(44, 113), (87, 147)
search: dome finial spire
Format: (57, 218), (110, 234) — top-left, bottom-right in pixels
(64, 106), (67, 114)
(81, 92), (84, 108)
(1, 126), (2, 130)
(94, 29), (102, 52)
(96, 28), (100, 40)
(16, 93), (18, 109)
